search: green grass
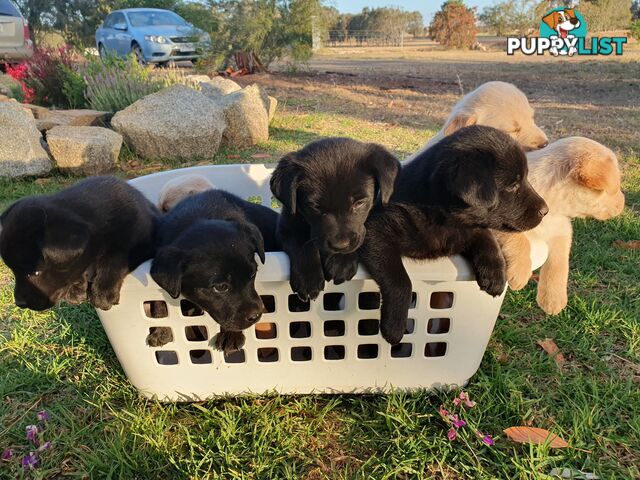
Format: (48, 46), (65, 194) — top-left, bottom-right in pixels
(1, 89), (639, 480)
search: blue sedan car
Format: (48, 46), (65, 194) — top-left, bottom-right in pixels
(95, 8), (211, 65)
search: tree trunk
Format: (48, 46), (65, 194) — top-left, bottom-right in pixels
(233, 51), (266, 74)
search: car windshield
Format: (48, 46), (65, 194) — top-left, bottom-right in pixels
(127, 11), (186, 27)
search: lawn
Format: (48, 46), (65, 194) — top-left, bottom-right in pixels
(1, 45), (639, 479)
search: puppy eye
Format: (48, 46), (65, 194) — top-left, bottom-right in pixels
(353, 198), (368, 209)
(212, 283), (230, 293)
(27, 271), (42, 278)
(506, 183), (520, 193)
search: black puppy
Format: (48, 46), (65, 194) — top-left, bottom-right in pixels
(0, 176), (158, 311)
(361, 126), (549, 345)
(149, 189), (279, 353)
(270, 137), (400, 301)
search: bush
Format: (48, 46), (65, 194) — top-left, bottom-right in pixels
(579, 0), (632, 32)
(631, 19), (640, 40)
(60, 64), (87, 109)
(7, 46), (82, 107)
(430, 1), (477, 49)
(84, 53), (199, 112)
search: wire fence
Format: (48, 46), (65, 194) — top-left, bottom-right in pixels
(323, 30), (405, 47)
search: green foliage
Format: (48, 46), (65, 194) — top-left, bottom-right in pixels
(59, 64), (87, 109)
(631, 19), (640, 39)
(430, 1), (478, 49)
(579, 0), (633, 32)
(8, 83), (24, 103)
(480, 0), (539, 35)
(323, 6), (423, 43)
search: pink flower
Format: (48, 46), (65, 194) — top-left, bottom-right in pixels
(476, 430), (495, 446)
(438, 405), (449, 418)
(453, 391), (476, 408)
(1, 448), (13, 461)
(450, 414), (467, 428)
(447, 428), (457, 441)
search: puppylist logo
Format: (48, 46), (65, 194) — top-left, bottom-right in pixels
(507, 7), (627, 56)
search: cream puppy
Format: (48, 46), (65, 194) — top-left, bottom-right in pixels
(497, 137), (625, 315)
(408, 81), (548, 163)
(157, 174), (214, 212)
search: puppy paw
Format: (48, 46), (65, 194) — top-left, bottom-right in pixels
(380, 318), (405, 346)
(89, 289), (120, 311)
(507, 259), (533, 291)
(213, 331), (246, 354)
(323, 253), (359, 285)
(146, 327), (173, 347)
(537, 288), (567, 315)
(290, 268), (325, 301)
(476, 268), (506, 297)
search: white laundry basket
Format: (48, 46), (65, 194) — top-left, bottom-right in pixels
(96, 164), (548, 401)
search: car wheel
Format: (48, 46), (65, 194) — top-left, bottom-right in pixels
(131, 43), (146, 65)
(98, 44), (107, 60)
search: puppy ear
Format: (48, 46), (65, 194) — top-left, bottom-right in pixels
(450, 163), (499, 209)
(40, 217), (90, 265)
(366, 143), (400, 205)
(270, 154), (301, 214)
(542, 10), (560, 29)
(443, 113), (477, 136)
(150, 247), (183, 298)
(570, 153), (620, 195)
(240, 223), (266, 264)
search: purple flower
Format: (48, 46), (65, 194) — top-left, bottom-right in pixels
(1, 448), (13, 461)
(25, 425), (39, 445)
(21, 452), (38, 469)
(476, 430), (495, 446)
(37, 411), (50, 424)
(38, 441), (52, 452)
(447, 428), (457, 441)
(450, 415), (467, 429)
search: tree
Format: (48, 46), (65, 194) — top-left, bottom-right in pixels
(578, 0), (633, 32)
(429, 1), (477, 49)
(480, 0), (538, 36)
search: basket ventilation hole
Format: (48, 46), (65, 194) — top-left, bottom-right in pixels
(424, 342), (447, 357)
(324, 345), (345, 360)
(185, 325), (208, 342)
(324, 320), (345, 337)
(357, 344), (379, 359)
(288, 294), (310, 312)
(181, 299), (204, 316)
(323, 293), (346, 311)
(257, 348), (279, 362)
(405, 318), (415, 334)
(224, 350), (246, 364)
(358, 292), (380, 310)
(290, 321), (311, 338)
(247, 195), (263, 205)
(428, 318), (451, 334)
(260, 295), (276, 313)
(189, 349), (212, 364)
(358, 319), (379, 336)
(155, 351), (178, 365)
(391, 343), (413, 358)
(291, 346), (312, 362)
(409, 292), (417, 309)
(255, 322), (277, 340)
(430, 292), (453, 309)
(144, 300), (168, 318)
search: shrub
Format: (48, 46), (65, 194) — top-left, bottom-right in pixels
(632, 19), (640, 40)
(430, 1), (478, 49)
(6, 63), (35, 104)
(14, 46), (82, 107)
(59, 64), (87, 109)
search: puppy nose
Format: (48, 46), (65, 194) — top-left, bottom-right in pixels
(538, 140), (549, 149)
(15, 297), (28, 308)
(570, 17), (579, 25)
(538, 204), (549, 217)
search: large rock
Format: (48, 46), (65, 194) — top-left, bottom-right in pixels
(47, 126), (122, 175)
(0, 102), (52, 178)
(211, 85), (269, 148)
(111, 85), (226, 161)
(200, 76), (242, 97)
(257, 87), (277, 123)
(36, 109), (110, 133)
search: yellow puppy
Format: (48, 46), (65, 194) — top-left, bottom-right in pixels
(408, 81), (548, 163)
(157, 174), (214, 212)
(496, 137), (625, 314)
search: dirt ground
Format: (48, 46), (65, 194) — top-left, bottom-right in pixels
(238, 39), (640, 156)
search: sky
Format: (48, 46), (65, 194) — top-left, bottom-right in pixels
(330, 0), (497, 23)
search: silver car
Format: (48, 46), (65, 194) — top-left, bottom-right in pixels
(0, 0), (32, 61)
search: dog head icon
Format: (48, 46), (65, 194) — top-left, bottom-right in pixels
(542, 8), (580, 38)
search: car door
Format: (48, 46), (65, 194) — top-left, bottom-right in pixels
(111, 12), (132, 56)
